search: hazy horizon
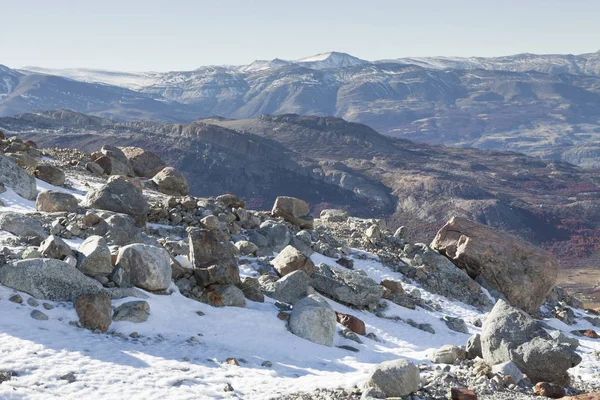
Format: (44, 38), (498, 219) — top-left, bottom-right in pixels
(1, 0), (600, 72)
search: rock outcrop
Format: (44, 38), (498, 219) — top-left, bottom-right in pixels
(289, 295), (336, 346)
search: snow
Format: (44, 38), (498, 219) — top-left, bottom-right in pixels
(1, 172), (599, 399)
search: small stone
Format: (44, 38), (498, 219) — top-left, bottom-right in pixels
(43, 303), (54, 310)
(196, 311), (205, 316)
(129, 332), (139, 338)
(226, 358), (239, 366)
(223, 383), (234, 392)
(277, 311), (290, 320)
(60, 372), (77, 383)
(31, 310), (49, 320)
(337, 345), (359, 352)
(27, 297), (39, 307)
(535, 382), (566, 398)
(9, 294), (23, 304)
(261, 361), (273, 368)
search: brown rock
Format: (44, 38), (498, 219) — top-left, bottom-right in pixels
(451, 388), (477, 400)
(535, 382), (566, 398)
(75, 293), (112, 332)
(151, 167), (189, 196)
(216, 194), (246, 209)
(381, 279), (404, 297)
(271, 196), (313, 229)
(34, 165), (65, 186)
(563, 394), (600, 400)
(271, 245), (315, 277)
(431, 216), (558, 313)
(119, 146), (166, 178)
(188, 227), (240, 287)
(581, 329), (599, 339)
(335, 312), (366, 335)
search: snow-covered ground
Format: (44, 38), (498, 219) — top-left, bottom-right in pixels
(1, 174), (599, 399)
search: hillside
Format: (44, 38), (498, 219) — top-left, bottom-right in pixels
(2, 111), (600, 303)
(2, 50), (599, 167)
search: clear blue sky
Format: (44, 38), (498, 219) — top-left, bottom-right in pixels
(1, 0), (599, 71)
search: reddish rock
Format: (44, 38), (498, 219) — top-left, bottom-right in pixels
(582, 329), (599, 339)
(563, 394), (600, 400)
(75, 293), (112, 332)
(335, 312), (366, 335)
(451, 388), (477, 400)
(277, 312), (290, 320)
(535, 382), (566, 398)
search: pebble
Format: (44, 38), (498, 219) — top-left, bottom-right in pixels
(30, 310), (48, 320)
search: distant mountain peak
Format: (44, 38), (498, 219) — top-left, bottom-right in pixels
(295, 51), (367, 69)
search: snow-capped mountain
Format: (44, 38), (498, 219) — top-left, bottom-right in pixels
(294, 51), (368, 69)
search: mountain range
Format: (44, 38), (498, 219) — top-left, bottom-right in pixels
(3, 50), (600, 167)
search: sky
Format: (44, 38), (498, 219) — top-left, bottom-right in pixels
(1, 0), (599, 72)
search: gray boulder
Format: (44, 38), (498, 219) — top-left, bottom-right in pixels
(200, 284), (246, 307)
(235, 240), (258, 256)
(260, 270), (312, 305)
(85, 177), (149, 227)
(116, 244), (172, 291)
(36, 190), (79, 213)
(442, 316), (469, 334)
(188, 227), (240, 287)
(271, 245), (315, 277)
(365, 359), (420, 398)
(257, 220), (291, 252)
(481, 299), (581, 384)
(0, 153), (37, 200)
(119, 147), (166, 178)
(239, 277), (265, 302)
(549, 330), (580, 350)
(289, 295), (336, 346)
(310, 263), (384, 307)
(272, 196), (314, 229)
(466, 334), (482, 359)
(113, 301), (150, 322)
(428, 344), (466, 364)
(151, 167), (189, 196)
(103, 213), (145, 246)
(0, 212), (48, 245)
(77, 235), (113, 276)
(491, 361), (524, 384)
(34, 165), (65, 186)
(39, 235), (74, 260)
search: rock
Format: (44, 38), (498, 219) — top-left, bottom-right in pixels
(431, 216), (559, 313)
(0, 212), (47, 245)
(9, 294), (23, 304)
(365, 358), (420, 398)
(492, 361), (524, 383)
(580, 329), (600, 339)
(535, 382), (566, 398)
(393, 226), (407, 239)
(77, 236), (113, 276)
(39, 235), (74, 260)
(94, 155), (134, 177)
(339, 327), (363, 344)
(30, 309), (48, 320)
(381, 279), (404, 296)
(238, 277), (265, 303)
(271, 196), (313, 229)
(335, 312), (366, 335)
(466, 334), (482, 359)
(116, 244), (172, 291)
(151, 167), (189, 196)
(481, 299), (581, 384)
(103, 213), (144, 246)
(320, 209), (348, 223)
(34, 165), (65, 186)
(336, 257), (354, 269)
(257, 220), (291, 252)
(260, 270), (312, 305)
(21, 247), (42, 259)
(563, 394), (600, 400)
(450, 388), (478, 400)
(361, 387), (386, 399)
(0, 258), (108, 301)
(271, 245), (315, 277)
(289, 294), (336, 346)
(200, 215), (220, 230)
(86, 162), (104, 176)
(85, 176), (149, 227)
(235, 240), (258, 256)
(549, 331), (580, 350)
(36, 190), (79, 213)
(310, 263), (384, 307)
(0, 153), (37, 200)
(75, 293), (112, 332)
(60, 372), (77, 383)
(113, 301), (150, 322)
(188, 227), (240, 287)
(120, 147), (166, 178)
(200, 284), (246, 307)
(216, 194), (245, 209)
(442, 316), (469, 334)
(27, 297), (39, 307)
(428, 344), (466, 364)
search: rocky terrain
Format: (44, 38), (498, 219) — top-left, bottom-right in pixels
(0, 134), (600, 399)
(2, 111), (600, 305)
(3, 50), (600, 166)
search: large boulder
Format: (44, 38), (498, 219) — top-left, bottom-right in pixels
(0, 212), (48, 245)
(481, 299), (581, 384)
(75, 293), (112, 332)
(0, 153), (37, 200)
(289, 295), (336, 346)
(0, 259), (104, 301)
(260, 270), (312, 305)
(34, 165), (65, 186)
(310, 263), (384, 307)
(39, 235), (74, 260)
(187, 227), (240, 287)
(271, 196), (314, 229)
(365, 359), (420, 398)
(112, 300), (151, 322)
(77, 235), (113, 276)
(431, 216), (558, 313)
(85, 176), (149, 227)
(151, 167), (189, 196)
(271, 245), (315, 277)
(119, 147), (166, 178)
(95, 145), (135, 176)
(36, 190), (79, 213)
(116, 244), (172, 291)
(257, 220), (291, 253)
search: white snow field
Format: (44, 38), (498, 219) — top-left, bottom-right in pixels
(1, 177), (599, 399)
